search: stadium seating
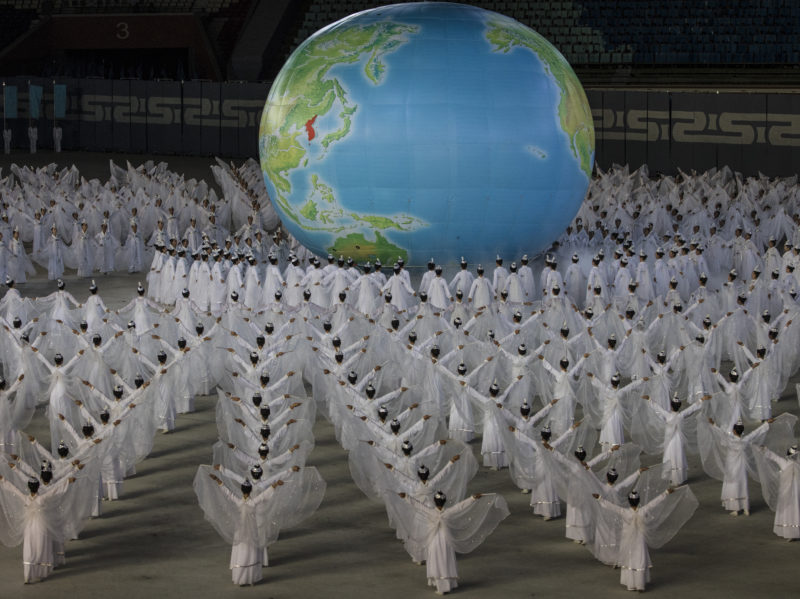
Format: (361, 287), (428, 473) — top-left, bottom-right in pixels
(1, 0), (798, 81)
(281, 0), (799, 67)
(0, 3), (38, 51)
(0, 0), (242, 15)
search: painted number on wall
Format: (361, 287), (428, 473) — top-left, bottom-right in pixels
(115, 22), (130, 40)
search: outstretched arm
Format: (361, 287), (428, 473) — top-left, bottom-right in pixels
(568, 353), (591, 376)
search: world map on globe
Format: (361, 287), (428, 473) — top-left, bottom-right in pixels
(259, 2), (594, 267)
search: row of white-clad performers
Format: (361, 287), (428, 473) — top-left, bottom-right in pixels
(0, 277), (510, 592)
(4, 157), (800, 308)
(132, 161), (800, 316)
(3, 156), (800, 325)
(0, 158), (291, 283)
(1, 272), (798, 593)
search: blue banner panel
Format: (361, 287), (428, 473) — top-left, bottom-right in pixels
(54, 84), (67, 119)
(3, 85), (17, 119)
(29, 84), (43, 119)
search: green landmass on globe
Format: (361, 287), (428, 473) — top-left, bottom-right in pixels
(327, 230), (409, 263)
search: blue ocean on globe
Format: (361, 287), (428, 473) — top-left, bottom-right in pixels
(259, 2), (595, 267)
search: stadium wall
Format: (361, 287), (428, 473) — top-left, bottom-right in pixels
(0, 15), (221, 80)
(1, 77), (267, 158)
(587, 89), (800, 177)
(1, 78), (799, 177)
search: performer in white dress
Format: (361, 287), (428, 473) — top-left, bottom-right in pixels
(383, 491), (509, 595)
(593, 486), (698, 591)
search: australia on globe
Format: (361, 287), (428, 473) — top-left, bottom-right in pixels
(259, 1), (594, 268)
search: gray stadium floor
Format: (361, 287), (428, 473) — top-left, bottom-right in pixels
(0, 151), (798, 598)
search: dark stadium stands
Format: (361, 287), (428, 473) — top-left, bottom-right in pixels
(1, 0), (799, 84)
(0, 3), (39, 52)
(280, 0), (800, 68)
(16, 0), (242, 15)
(581, 0), (800, 66)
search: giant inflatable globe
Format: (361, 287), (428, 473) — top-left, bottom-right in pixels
(259, 2), (594, 267)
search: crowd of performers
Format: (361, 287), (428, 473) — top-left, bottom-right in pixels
(0, 162), (799, 593)
(0, 157), (290, 283)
